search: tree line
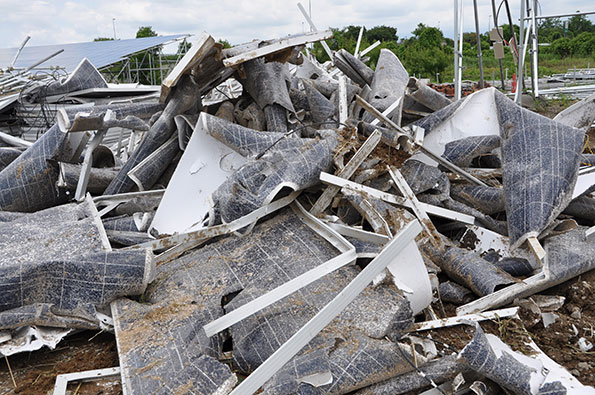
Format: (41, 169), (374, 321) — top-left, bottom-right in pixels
(311, 15), (595, 79)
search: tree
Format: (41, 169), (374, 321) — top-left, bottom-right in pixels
(500, 24), (520, 43)
(218, 39), (231, 49)
(570, 32), (595, 56)
(367, 26), (397, 43)
(568, 15), (594, 35)
(551, 37), (572, 57)
(136, 26), (157, 38)
(538, 18), (564, 42)
(413, 24), (444, 48)
(341, 25), (364, 42)
(396, 24), (450, 78)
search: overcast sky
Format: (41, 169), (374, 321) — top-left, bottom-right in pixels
(1, 0), (594, 49)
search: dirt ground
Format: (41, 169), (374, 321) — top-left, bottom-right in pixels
(0, 331), (120, 395)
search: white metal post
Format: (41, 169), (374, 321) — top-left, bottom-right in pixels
(454, 0), (459, 99)
(455, 0), (464, 100)
(515, 0), (526, 104)
(531, 0), (539, 97)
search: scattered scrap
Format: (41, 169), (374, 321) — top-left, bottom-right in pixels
(0, 19), (594, 395)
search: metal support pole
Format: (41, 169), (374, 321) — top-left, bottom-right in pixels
(454, 0), (459, 92)
(531, 0), (539, 97)
(354, 26), (364, 57)
(454, 0), (463, 100)
(457, 0), (464, 98)
(522, 10), (595, 20)
(10, 36), (30, 68)
(148, 52), (153, 85)
(159, 50), (163, 84)
(0, 49), (63, 83)
(515, 0), (526, 104)
(473, 0), (485, 88)
(127, 59), (132, 83)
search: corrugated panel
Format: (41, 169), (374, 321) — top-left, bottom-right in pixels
(0, 35), (187, 72)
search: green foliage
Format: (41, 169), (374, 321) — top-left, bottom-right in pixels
(551, 37), (573, 57)
(538, 18), (564, 42)
(570, 32), (595, 56)
(393, 24), (451, 78)
(218, 39), (232, 49)
(136, 26), (157, 38)
(307, 17), (593, 83)
(367, 25), (397, 43)
(413, 24), (443, 48)
(568, 15), (594, 35)
(500, 24), (519, 43)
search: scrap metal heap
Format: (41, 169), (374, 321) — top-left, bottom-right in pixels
(0, 30), (594, 394)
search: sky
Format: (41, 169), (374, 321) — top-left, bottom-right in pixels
(1, 0), (594, 50)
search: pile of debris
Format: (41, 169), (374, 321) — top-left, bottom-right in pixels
(0, 28), (594, 395)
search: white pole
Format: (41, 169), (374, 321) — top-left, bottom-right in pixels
(454, 0), (464, 100)
(354, 26), (364, 57)
(454, 0), (459, 95)
(515, 0), (526, 104)
(457, 0), (464, 100)
(531, 0), (539, 97)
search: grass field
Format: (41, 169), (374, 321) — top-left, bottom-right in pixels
(438, 50), (594, 84)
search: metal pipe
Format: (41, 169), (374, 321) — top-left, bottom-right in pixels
(531, 0), (539, 97)
(473, 0), (484, 89)
(10, 35), (31, 68)
(454, 0), (459, 97)
(0, 49), (63, 83)
(457, 0), (464, 98)
(521, 10), (595, 20)
(515, 0), (526, 104)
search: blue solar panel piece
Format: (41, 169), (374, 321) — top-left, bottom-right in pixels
(0, 34), (186, 72)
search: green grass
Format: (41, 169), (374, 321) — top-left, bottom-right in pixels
(438, 50), (594, 84)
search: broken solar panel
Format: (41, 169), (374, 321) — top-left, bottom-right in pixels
(111, 207), (351, 394)
(303, 79), (337, 125)
(0, 123), (69, 212)
(441, 135), (501, 167)
(459, 323), (592, 394)
(494, 90), (585, 249)
(128, 135), (180, 191)
(226, 224), (418, 393)
(205, 114), (339, 227)
(103, 74), (199, 195)
(240, 58), (295, 114)
(0, 199), (152, 329)
(364, 49), (408, 126)
(359, 354), (468, 395)
(23, 58), (107, 103)
(545, 226), (595, 284)
(0, 101), (162, 212)
(422, 245), (517, 297)
(450, 184), (505, 215)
